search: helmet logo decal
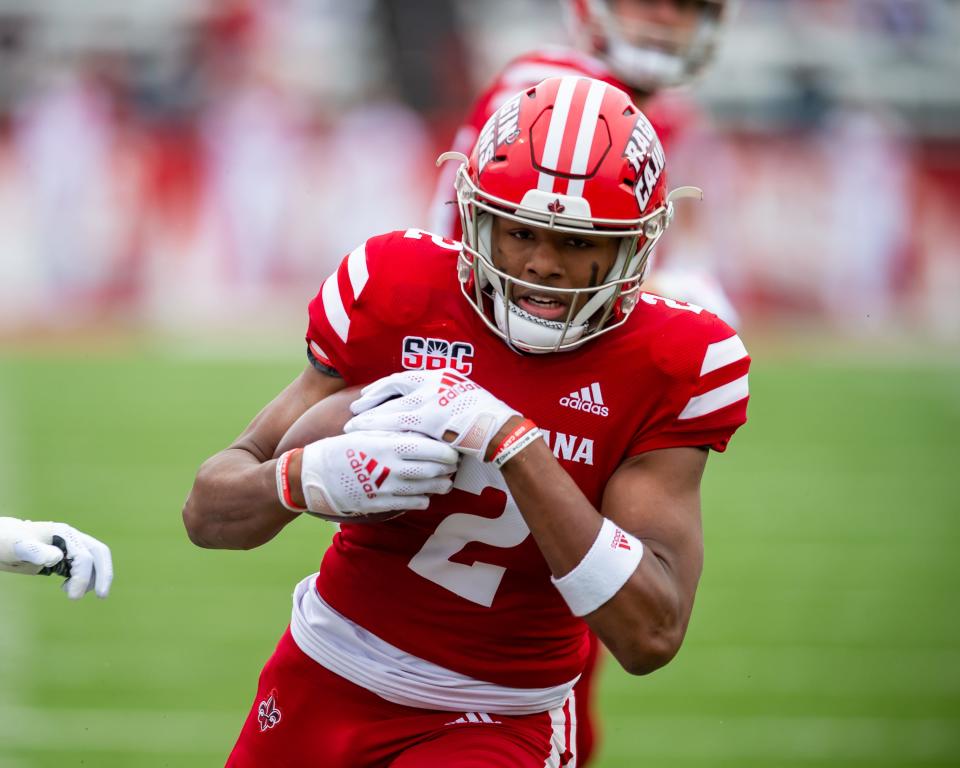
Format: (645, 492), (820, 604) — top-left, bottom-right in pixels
(547, 199), (566, 214)
(624, 114), (665, 209)
(477, 93), (523, 173)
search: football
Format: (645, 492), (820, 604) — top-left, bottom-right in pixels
(275, 385), (402, 524)
(275, 385), (362, 457)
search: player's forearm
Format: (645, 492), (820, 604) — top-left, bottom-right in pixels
(589, 548), (694, 674)
(500, 443), (694, 675)
(499, 439), (602, 571)
(182, 448), (298, 550)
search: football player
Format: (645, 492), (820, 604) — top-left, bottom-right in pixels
(184, 77), (749, 767)
(431, 0), (738, 325)
(0, 516), (113, 599)
(430, 4), (738, 757)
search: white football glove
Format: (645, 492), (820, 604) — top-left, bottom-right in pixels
(0, 517), (113, 600)
(345, 369), (520, 460)
(300, 430), (460, 518)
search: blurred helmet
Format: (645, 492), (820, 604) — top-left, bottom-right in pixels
(566, 0), (732, 93)
(450, 76), (691, 354)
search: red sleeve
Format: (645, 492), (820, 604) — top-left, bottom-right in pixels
(304, 235), (380, 381)
(305, 229), (457, 383)
(627, 315), (750, 456)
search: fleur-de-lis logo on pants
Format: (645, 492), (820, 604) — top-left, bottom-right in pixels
(257, 689), (282, 732)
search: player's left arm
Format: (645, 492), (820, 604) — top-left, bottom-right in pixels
(347, 316), (747, 675)
(498, 439), (707, 676)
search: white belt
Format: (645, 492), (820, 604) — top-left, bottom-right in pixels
(289, 574), (578, 715)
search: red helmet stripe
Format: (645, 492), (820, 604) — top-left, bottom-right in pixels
(552, 78), (591, 179)
(536, 76), (579, 192)
(566, 79), (608, 197)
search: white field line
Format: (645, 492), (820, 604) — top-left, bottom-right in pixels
(0, 705), (240, 755)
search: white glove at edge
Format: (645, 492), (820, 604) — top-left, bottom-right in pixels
(345, 369), (520, 460)
(300, 430), (460, 518)
(0, 516), (113, 599)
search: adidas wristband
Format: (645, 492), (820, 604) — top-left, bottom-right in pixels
(551, 518), (644, 617)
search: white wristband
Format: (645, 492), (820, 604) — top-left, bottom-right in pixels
(551, 518), (644, 617)
(492, 427), (542, 468)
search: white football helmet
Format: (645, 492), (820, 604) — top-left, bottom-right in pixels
(566, 0), (732, 93)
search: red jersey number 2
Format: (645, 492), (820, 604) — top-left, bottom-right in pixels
(408, 458), (530, 607)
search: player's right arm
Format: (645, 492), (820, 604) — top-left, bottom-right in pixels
(182, 365), (346, 550)
(184, 234), (461, 550)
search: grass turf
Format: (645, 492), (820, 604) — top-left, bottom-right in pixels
(0, 343), (957, 767)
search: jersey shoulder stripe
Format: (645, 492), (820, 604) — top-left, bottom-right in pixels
(676, 332), (750, 420)
(678, 373), (749, 420)
(700, 334), (748, 376)
(316, 241), (370, 343)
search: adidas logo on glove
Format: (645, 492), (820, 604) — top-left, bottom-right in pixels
(559, 383), (609, 417)
(346, 449), (391, 499)
(437, 371), (478, 407)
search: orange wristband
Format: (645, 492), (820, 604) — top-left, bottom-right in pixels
(490, 418), (540, 467)
(276, 448), (307, 513)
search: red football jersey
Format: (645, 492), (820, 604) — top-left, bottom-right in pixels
(429, 47), (697, 239)
(305, 229), (749, 690)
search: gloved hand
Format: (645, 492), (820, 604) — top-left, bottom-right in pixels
(345, 369), (520, 460)
(299, 430), (460, 518)
(0, 517), (113, 599)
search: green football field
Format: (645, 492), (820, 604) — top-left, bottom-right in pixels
(0, 337), (957, 767)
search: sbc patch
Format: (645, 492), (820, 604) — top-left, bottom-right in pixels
(402, 336), (474, 375)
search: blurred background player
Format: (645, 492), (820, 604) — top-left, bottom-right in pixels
(0, 516), (113, 599)
(430, 0), (740, 330)
(431, 2), (737, 760)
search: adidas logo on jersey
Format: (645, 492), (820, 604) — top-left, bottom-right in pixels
(559, 382), (609, 417)
(345, 449), (391, 499)
(444, 712), (502, 726)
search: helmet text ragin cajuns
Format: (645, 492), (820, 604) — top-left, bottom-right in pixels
(565, 0), (732, 93)
(444, 75), (701, 354)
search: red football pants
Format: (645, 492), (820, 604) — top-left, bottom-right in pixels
(226, 628), (578, 768)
